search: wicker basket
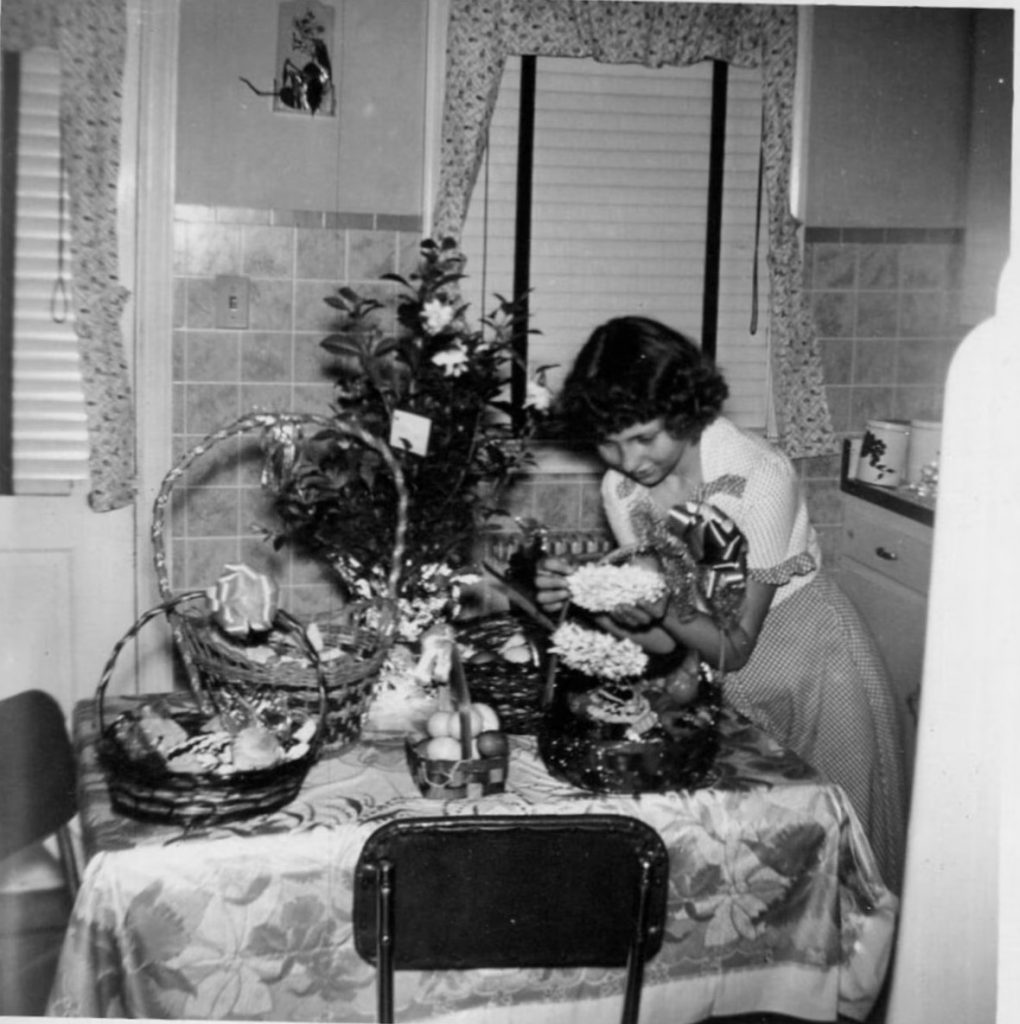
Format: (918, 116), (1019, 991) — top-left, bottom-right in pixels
(151, 412), (408, 747)
(537, 666), (723, 795)
(405, 738), (509, 800)
(97, 592), (329, 826)
(455, 613), (548, 734)
(404, 666), (510, 799)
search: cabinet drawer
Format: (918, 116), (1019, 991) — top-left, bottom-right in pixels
(841, 510), (932, 593)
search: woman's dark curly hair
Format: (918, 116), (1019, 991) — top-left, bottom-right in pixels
(556, 316), (729, 443)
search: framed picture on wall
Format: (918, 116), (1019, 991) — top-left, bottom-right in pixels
(273, 0), (337, 116)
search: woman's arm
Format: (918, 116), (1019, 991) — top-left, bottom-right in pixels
(597, 577), (777, 671)
(660, 578), (776, 671)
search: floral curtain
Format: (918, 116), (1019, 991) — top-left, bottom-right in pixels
(434, 0), (835, 459)
(2, 0), (135, 510)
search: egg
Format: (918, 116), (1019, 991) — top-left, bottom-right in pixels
(473, 702), (500, 733)
(426, 710), (454, 738)
(475, 730), (509, 758)
(447, 708), (479, 740)
(424, 736), (463, 761)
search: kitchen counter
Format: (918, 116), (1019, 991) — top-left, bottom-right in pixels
(839, 440), (935, 527)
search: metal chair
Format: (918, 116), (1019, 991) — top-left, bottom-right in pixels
(0, 689), (80, 1015)
(353, 813), (669, 1024)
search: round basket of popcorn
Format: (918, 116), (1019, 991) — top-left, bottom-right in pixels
(537, 557), (722, 795)
(151, 412), (407, 747)
(96, 587), (328, 826)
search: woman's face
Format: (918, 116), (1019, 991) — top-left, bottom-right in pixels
(596, 418), (687, 487)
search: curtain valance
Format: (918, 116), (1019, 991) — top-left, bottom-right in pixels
(2, 0), (134, 510)
(435, 0), (835, 458)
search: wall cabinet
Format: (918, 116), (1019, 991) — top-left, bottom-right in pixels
(837, 492), (933, 726)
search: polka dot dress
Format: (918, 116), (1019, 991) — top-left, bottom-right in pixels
(602, 416), (911, 892)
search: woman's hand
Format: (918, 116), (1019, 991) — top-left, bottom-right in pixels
(593, 602), (678, 656)
(605, 590), (669, 632)
(534, 556), (574, 615)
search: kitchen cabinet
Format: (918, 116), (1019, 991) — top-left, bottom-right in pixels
(837, 491), (933, 727)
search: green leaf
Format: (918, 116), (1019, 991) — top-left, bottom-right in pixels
(320, 334), (364, 357)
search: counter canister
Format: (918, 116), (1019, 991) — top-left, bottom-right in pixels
(907, 419), (942, 484)
(857, 419), (910, 487)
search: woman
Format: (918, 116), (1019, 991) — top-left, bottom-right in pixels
(535, 316), (911, 892)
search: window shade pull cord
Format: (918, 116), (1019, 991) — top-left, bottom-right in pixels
(50, 152), (69, 324)
(749, 111), (764, 337)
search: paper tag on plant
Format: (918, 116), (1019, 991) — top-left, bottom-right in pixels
(391, 409), (432, 456)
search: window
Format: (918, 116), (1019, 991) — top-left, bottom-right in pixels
(0, 47), (89, 495)
(461, 55), (770, 431)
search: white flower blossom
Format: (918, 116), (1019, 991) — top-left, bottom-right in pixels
(567, 563), (666, 613)
(431, 341), (470, 377)
(421, 299), (455, 335)
(550, 621), (648, 681)
(524, 377), (553, 412)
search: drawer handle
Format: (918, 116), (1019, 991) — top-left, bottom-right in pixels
(875, 546), (898, 561)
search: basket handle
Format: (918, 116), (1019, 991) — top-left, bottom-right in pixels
(151, 412), (409, 606)
(96, 591), (330, 752)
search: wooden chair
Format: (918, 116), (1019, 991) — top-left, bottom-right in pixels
(0, 689), (80, 1015)
(353, 813), (669, 1024)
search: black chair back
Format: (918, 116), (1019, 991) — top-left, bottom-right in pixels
(0, 689), (79, 1015)
(353, 813), (669, 1024)
(0, 689), (77, 866)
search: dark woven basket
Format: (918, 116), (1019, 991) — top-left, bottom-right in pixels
(405, 738), (509, 800)
(455, 613), (548, 734)
(96, 592), (328, 827)
(537, 667), (723, 794)
(151, 412), (408, 747)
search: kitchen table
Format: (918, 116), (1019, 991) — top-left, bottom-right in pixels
(47, 697), (896, 1022)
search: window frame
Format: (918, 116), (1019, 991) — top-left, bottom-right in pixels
(0, 52), (20, 494)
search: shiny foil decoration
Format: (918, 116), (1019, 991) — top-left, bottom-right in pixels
(665, 502), (748, 628)
(206, 564), (280, 638)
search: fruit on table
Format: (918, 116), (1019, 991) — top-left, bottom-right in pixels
(664, 667), (701, 706)
(475, 730), (510, 758)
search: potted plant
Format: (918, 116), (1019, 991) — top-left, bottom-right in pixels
(259, 237), (553, 631)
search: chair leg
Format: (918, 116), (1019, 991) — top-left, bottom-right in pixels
(620, 858), (654, 1024)
(376, 859), (395, 1023)
(56, 825), (81, 897)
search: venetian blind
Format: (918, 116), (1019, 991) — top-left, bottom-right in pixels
(10, 48), (89, 493)
(461, 56), (770, 430)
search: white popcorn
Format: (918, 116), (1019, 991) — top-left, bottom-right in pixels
(550, 621), (648, 682)
(567, 562), (666, 613)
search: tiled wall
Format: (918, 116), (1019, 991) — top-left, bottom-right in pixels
(171, 205), (421, 615)
(803, 227), (966, 557)
(807, 227), (963, 432)
(170, 212), (966, 607)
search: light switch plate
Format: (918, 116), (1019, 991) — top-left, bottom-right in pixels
(214, 274), (250, 329)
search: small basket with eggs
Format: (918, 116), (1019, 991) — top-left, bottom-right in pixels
(405, 632), (510, 799)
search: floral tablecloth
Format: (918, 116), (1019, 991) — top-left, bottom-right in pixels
(47, 698), (897, 1023)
